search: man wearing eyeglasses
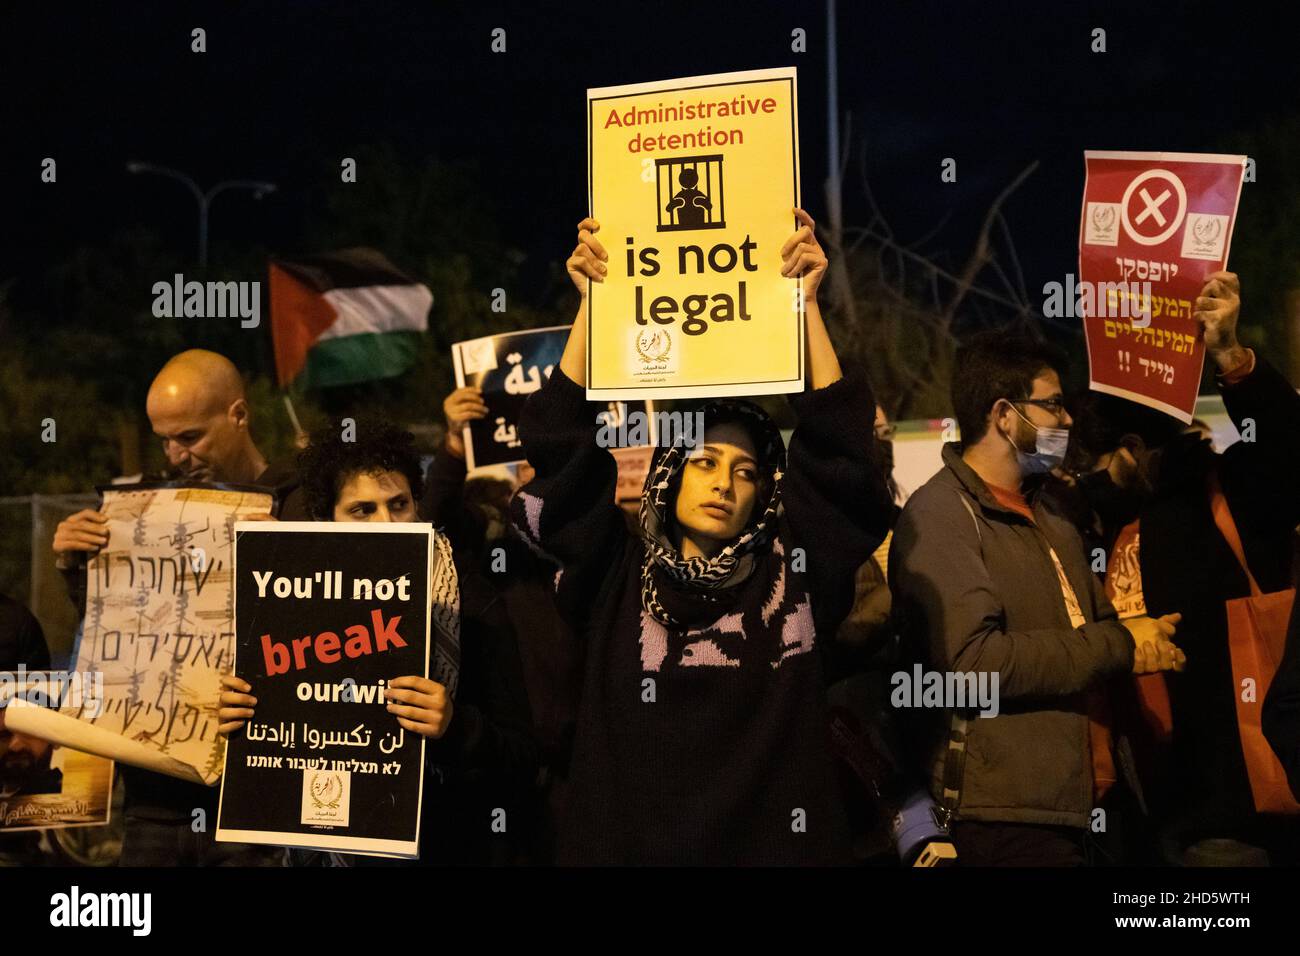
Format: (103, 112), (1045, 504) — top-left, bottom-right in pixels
(889, 331), (1184, 866)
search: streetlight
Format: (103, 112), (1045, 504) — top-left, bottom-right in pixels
(126, 161), (277, 268)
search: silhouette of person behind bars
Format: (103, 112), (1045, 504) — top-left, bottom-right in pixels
(666, 167), (712, 226)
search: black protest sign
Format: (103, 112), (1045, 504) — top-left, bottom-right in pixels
(452, 325), (655, 469)
(216, 522), (433, 858)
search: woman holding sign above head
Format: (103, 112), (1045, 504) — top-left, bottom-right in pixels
(218, 418), (538, 865)
(510, 209), (894, 864)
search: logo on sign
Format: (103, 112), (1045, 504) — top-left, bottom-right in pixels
(1084, 202), (1121, 246)
(1181, 213), (1229, 261)
(459, 339), (498, 376)
(1121, 169), (1188, 246)
(636, 328), (672, 365)
(301, 769), (350, 827)
(631, 327), (677, 381)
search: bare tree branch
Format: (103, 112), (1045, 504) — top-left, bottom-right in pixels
(941, 160), (1039, 323)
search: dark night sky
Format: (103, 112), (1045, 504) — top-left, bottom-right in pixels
(4, 0), (1298, 323)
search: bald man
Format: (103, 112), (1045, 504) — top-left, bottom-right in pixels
(146, 349), (270, 485)
(50, 349), (302, 866)
(54, 350), (306, 576)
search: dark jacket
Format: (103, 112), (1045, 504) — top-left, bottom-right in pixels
(421, 450), (490, 559)
(509, 364), (892, 864)
(422, 449), (579, 766)
(397, 565), (539, 866)
(257, 457), (310, 521)
(1139, 356), (1300, 834)
(890, 443), (1134, 827)
(1262, 531), (1300, 804)
(421, 449), (569, 861)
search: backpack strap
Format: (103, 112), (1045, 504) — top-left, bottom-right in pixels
(937, 714), (970, 831)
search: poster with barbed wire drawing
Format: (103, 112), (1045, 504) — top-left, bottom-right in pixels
(5, 483), (274, 785)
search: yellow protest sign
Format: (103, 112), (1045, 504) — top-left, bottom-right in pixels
(586, 67), (802, 399)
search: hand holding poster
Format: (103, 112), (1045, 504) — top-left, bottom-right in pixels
(1079, 150), (1247, 421)
(452, 325), (656, 471)
(586, 68), (802, 399)
(217, 523), (455, 859)
(5, 483), (274, 784)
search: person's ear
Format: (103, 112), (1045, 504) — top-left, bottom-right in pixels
(991, 399), (1014, 439)
(229, 398), (250, 431)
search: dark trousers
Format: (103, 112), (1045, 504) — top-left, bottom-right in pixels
(951, 820), (1085, 867)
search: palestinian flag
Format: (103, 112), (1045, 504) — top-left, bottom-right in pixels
(269, 248), (433, 388)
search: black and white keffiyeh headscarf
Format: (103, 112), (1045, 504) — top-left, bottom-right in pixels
(428, 530), (461, 701)
(638, 399), (786, 630)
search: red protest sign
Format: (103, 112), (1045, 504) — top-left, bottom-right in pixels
(1078, 151), (1246, 422)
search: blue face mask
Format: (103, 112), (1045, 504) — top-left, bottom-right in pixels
(1006, 404), (1069, 475)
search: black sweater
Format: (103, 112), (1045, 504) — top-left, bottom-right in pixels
(510, 364), (891, 864)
